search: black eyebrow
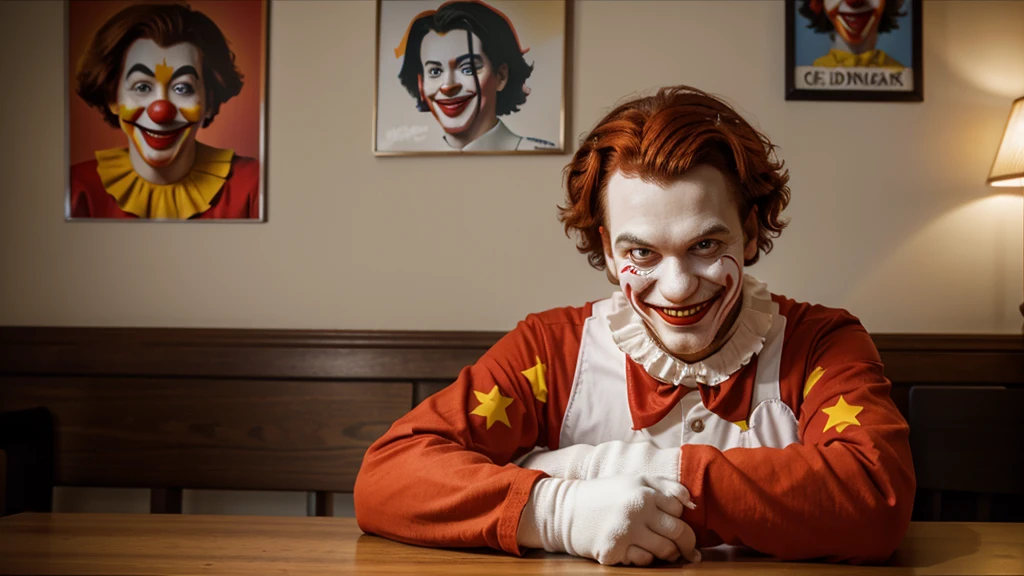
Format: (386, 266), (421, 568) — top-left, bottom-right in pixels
(170, 65), (198, 81)
(614, 233), (655, 249)
(454, 54), (483, 66)
(424, 60), (442, 67)
(125, 64), (155, 79)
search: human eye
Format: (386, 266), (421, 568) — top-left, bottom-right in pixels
(460, 64), (475, 75)
(691, 239), (721, 255)
(628, 247), (658, 265)
(132, 82), (152, 94)
(426, 66), (442, 78)
(172, 82), (195, 96)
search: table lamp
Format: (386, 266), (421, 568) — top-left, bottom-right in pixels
(986, 96), (1024, 326)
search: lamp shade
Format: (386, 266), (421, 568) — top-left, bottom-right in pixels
(988, 96), (1024, 187)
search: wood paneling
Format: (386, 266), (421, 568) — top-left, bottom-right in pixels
(0, 327), (501, 380)
(874, 334), (1024, 385)
(871, 334), (1024, 418)
(414, 381), (451, 406)
(0, 376), (411, 492)
(0, 326), (1020, 498)
(2, 327), (1019, 383)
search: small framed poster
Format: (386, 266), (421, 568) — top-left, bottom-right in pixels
(374, 0), (567, 155)
(786, 0), (922, 102)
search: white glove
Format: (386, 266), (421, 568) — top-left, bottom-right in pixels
(518, 441), (680, 482)
(517, 475), (701, 566)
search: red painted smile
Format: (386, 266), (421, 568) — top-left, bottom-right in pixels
(837, 10), (874, 39)
(648, 293), (721, 327)
(131, 123), (190, 151)
(433, 94), (474, 118)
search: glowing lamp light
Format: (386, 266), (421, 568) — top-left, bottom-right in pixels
(987, 96), (1024, 326)
(988, 96), (1024, 187)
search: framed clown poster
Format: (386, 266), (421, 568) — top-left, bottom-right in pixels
(66, 0), (268, 221)
(785, 0), (922, 102)
(374, 0), (567, 155)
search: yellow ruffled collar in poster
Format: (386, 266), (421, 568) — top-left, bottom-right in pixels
(813, 48), (903, 69)
(95, 142), (234, 219)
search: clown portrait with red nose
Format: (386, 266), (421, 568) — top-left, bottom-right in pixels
(69, 3), (260, 220)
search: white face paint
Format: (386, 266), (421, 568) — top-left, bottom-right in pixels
(603, 166), (757, 362)
(110, 39), (206, 176)
(418, 31), (506, 136)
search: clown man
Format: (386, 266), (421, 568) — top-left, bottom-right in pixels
(355, 86), (915, 566)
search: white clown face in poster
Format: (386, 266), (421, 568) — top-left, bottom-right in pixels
(418, 31), (508, 142)
(110, 39), (208, 183)
(602, 166), (758, 363)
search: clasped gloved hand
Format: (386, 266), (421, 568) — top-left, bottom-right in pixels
(516, 474), (701, 566)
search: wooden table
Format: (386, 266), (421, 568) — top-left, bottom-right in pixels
(1, 514), (1022, 575)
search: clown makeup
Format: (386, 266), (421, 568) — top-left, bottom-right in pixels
(110, 38), (206, 184)
(603, 166), (757, 363)
(824, 0), (886, 52)
(418, 30), (508, 149)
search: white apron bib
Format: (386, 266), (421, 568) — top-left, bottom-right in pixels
(558, 298), (800, 452)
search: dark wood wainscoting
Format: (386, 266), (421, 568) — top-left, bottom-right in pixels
(1, 327), (1021, 517)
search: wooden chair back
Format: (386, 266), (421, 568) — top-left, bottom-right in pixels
(0, 407), (54, 516)
(909, 385), (1024, 521)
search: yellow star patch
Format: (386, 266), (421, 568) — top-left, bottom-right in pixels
(470, 385), (514, 430)
(803, 366), (826, 398)
(822, 395), (863, 433)
(733, 420), (749, 432)
(521, 356), (548, 403)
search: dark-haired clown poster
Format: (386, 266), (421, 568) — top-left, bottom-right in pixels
(786, 0), (922, 101)
(66, 1), (267, 221)
(375, 0), (566, 155)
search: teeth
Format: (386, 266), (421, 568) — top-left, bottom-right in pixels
(661, 301), (709, 318)
(143, 128), (179, 138)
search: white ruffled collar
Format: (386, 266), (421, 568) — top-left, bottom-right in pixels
(606, 275), (774, 387)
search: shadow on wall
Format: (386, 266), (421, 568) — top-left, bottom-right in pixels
(930, 1), (1024, 99)
(846, 193), (1023, 332)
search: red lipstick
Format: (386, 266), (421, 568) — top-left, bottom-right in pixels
(134, 124), (188, 150)
(433, 94), (474, 118)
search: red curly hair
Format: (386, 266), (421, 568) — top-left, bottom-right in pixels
(559, 85), (790, 274)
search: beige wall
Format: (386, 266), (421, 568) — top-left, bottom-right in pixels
(0, 0), (1022, 334)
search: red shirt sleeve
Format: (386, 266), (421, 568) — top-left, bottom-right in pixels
(678, 312), (916, 563)
(354, 307), (586, 555)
